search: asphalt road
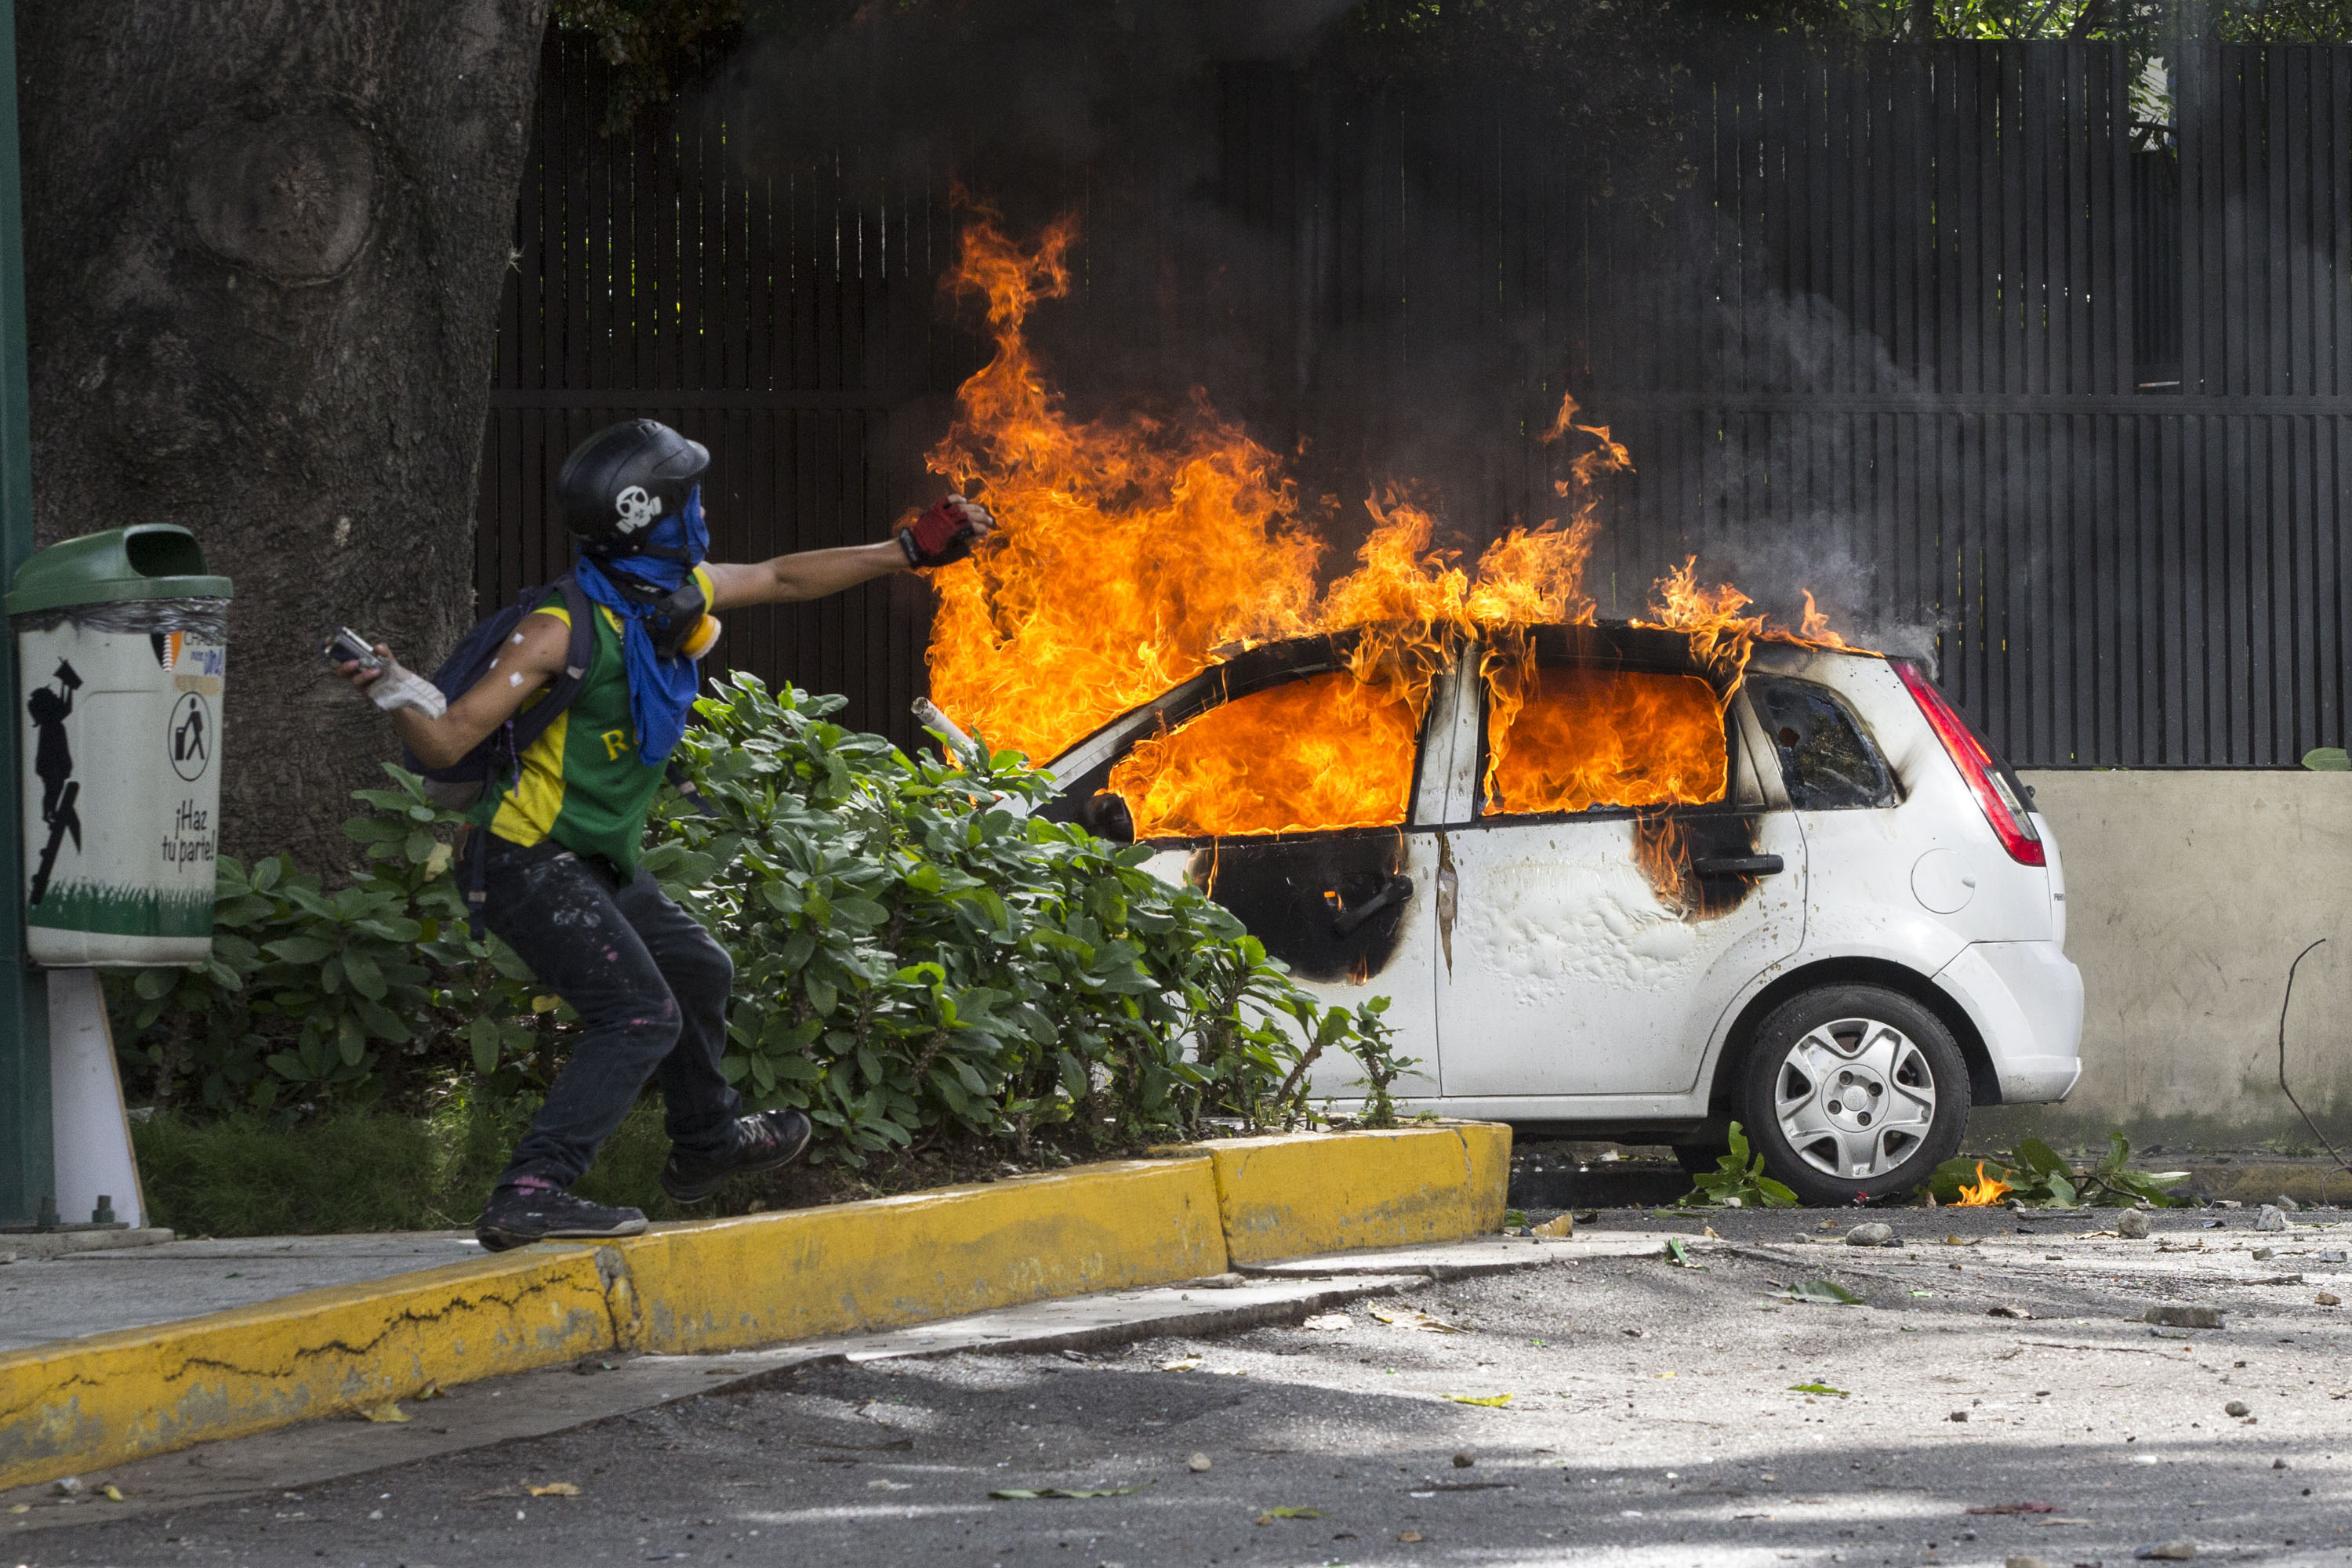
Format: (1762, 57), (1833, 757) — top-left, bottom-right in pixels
(18, 1206), (2352, 1567)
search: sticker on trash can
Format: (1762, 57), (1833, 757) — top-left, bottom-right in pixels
(167, 691), (213, 781)
(15, 597), (225, 962)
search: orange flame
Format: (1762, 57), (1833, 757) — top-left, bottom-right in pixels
(1799, 590), (1851, 648)
(1955, 1162), (2013, 1207)
(921, 212), (1865, 845)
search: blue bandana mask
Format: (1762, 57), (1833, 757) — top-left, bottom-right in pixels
(572, 486), (710, 767)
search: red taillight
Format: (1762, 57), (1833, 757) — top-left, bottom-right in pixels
(1893, 662), (2045, 867)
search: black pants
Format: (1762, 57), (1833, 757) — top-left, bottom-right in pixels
(482, 836), (740, 1189)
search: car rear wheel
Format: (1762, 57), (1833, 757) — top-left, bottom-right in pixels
(1739, 984), (1969, 1207)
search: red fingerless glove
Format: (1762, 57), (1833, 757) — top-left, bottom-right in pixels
(899, 496), (983, 568)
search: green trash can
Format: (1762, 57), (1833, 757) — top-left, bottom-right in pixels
(5, 525), (232, 965)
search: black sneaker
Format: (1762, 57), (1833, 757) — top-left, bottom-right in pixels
(661, 1109), (815, 1204)
(474, 1185), (648, 1252)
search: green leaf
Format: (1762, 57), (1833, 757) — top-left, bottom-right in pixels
(2303, 746), (2351, 771)
(1788, 1381), (1848, 1396)
(263, 935), (336, 966)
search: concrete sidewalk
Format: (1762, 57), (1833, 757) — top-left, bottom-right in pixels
(0, 1232), (484, 1352)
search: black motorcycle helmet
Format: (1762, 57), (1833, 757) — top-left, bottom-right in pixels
(556, 419), (710, 556)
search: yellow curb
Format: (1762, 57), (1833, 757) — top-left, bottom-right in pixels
(0, 1245), (619, 1493)
(0, 1124), (1505, 1490)
(616, 1155), (1226, 1354)
(1204, 1123), (1512, 1264)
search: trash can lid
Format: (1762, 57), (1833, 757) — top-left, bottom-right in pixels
(4, 524), (233, 616)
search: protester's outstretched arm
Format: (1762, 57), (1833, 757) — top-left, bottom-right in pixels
(338, 611), (570, 769)
(704, 495), (995, 612)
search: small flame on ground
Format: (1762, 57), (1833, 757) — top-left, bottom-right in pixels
(922, 212), (1864, 848)
(1955, 1162), (2013, 1207)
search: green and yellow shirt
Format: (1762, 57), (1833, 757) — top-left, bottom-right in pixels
(488, 567), (711, 875)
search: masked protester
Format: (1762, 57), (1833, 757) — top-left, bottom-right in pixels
(339, 419), (992, 1249)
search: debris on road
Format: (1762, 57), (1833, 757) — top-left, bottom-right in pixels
(1987, 1304), (2033, 1319)
(526, 1483), (580, 1497)
(2224, 1400), (2250, 1417)
(1664, 1236), (1701, 1267)
(1452, 1452), (1475, 1467)
(1846, 1222), (1894, 1247)
(1254, 1505), (1323, 1523)
(1160, 1356), (1203, 1371)
(2319, 1291), (2342, 1306)
(363, 1402), (408, 1423)
(1302, 1312), (1352, 1331)
(1773, 1279), (1864, 1305)
(990, 1481), (1156, 1500)
(1188, 1454), (1212, 1473)
(1447, 1393), (1513, 1407)
(1967, 1502), (2059, 1515)
(2134, 1540), (2196, 1560)
(1369, 1304), (1465, 1334)
(2118, 1210), (2152, 1239)
(2143, 1305), (2225, 1329)
(1530, 1214), (1573, 1239)
(1788, 1382), (1848, 1396)
(2256, 1205), (2288, 1232)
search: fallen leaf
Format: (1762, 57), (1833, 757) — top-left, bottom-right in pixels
(1256, 1505), (1325, 1523)
(1530, 1214), (1573, 1239)
(1664, 1237), (1703, 1269)
(1302, 1312), (1352, 1331)
(1398, 1530), (1425, 1542)
(1447, 1393), (1513, 1408)
(1987, 1305), (2034, 1319)
(526, 1483), (580, 1497)
(363, 1402), (409, 1424)
(8, 1504), (28, 1515)
(100, 1485), (125, 1502)
(2318, 1291), (2341, 1307)
(1160, 1356), (1202, 1371)
(1369, 1304), (1465, 1334)
(416, 1381), (445, 1400)
(1788, 1382), (1848, 1397)
(989, 1481), (1156, 1501)
(1965, 1501), (2060, 1515)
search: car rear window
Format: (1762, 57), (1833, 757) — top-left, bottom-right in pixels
(1107, 669), (1421, 838)
(1747, 673), (1897, 810)
(1482, 664), (1730, 816)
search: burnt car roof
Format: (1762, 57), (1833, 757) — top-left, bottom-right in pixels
(1036, 619), (1867, 789)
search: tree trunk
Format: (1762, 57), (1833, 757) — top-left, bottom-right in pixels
(16, 1), (548, 870)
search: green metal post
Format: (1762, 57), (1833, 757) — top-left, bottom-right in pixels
(0, 0), (48, 1228)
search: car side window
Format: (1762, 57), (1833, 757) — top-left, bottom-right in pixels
(1747, 674), (1897, 810)
(1481, 662), (1730, 817)
(1107, 668), (1421, 839)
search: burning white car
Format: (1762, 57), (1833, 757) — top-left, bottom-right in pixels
(1039, 622), (2082, 1206)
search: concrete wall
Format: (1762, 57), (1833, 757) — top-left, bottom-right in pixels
(1973, 770), (2352, 1151)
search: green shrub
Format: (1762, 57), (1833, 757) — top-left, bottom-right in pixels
(114, 677), (1407, 1176)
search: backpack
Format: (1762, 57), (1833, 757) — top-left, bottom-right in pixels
(405, 574), (597, 935)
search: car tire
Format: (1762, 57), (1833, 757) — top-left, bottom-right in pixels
(1739, 983), (1969, 1207)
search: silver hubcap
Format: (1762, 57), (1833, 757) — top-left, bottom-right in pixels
(1773, 1016), (1938, 1181)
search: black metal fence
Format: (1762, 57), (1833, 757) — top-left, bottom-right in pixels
(475, 33), (2352, 768)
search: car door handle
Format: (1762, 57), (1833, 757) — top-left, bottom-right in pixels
(1331, 873), (1414, 936)
(1692, 855), (1786, 878)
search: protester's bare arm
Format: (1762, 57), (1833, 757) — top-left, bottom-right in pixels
(338, 611), (571, 769)
(702, 495), (996, 612)
(702, 544), (909, 612)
